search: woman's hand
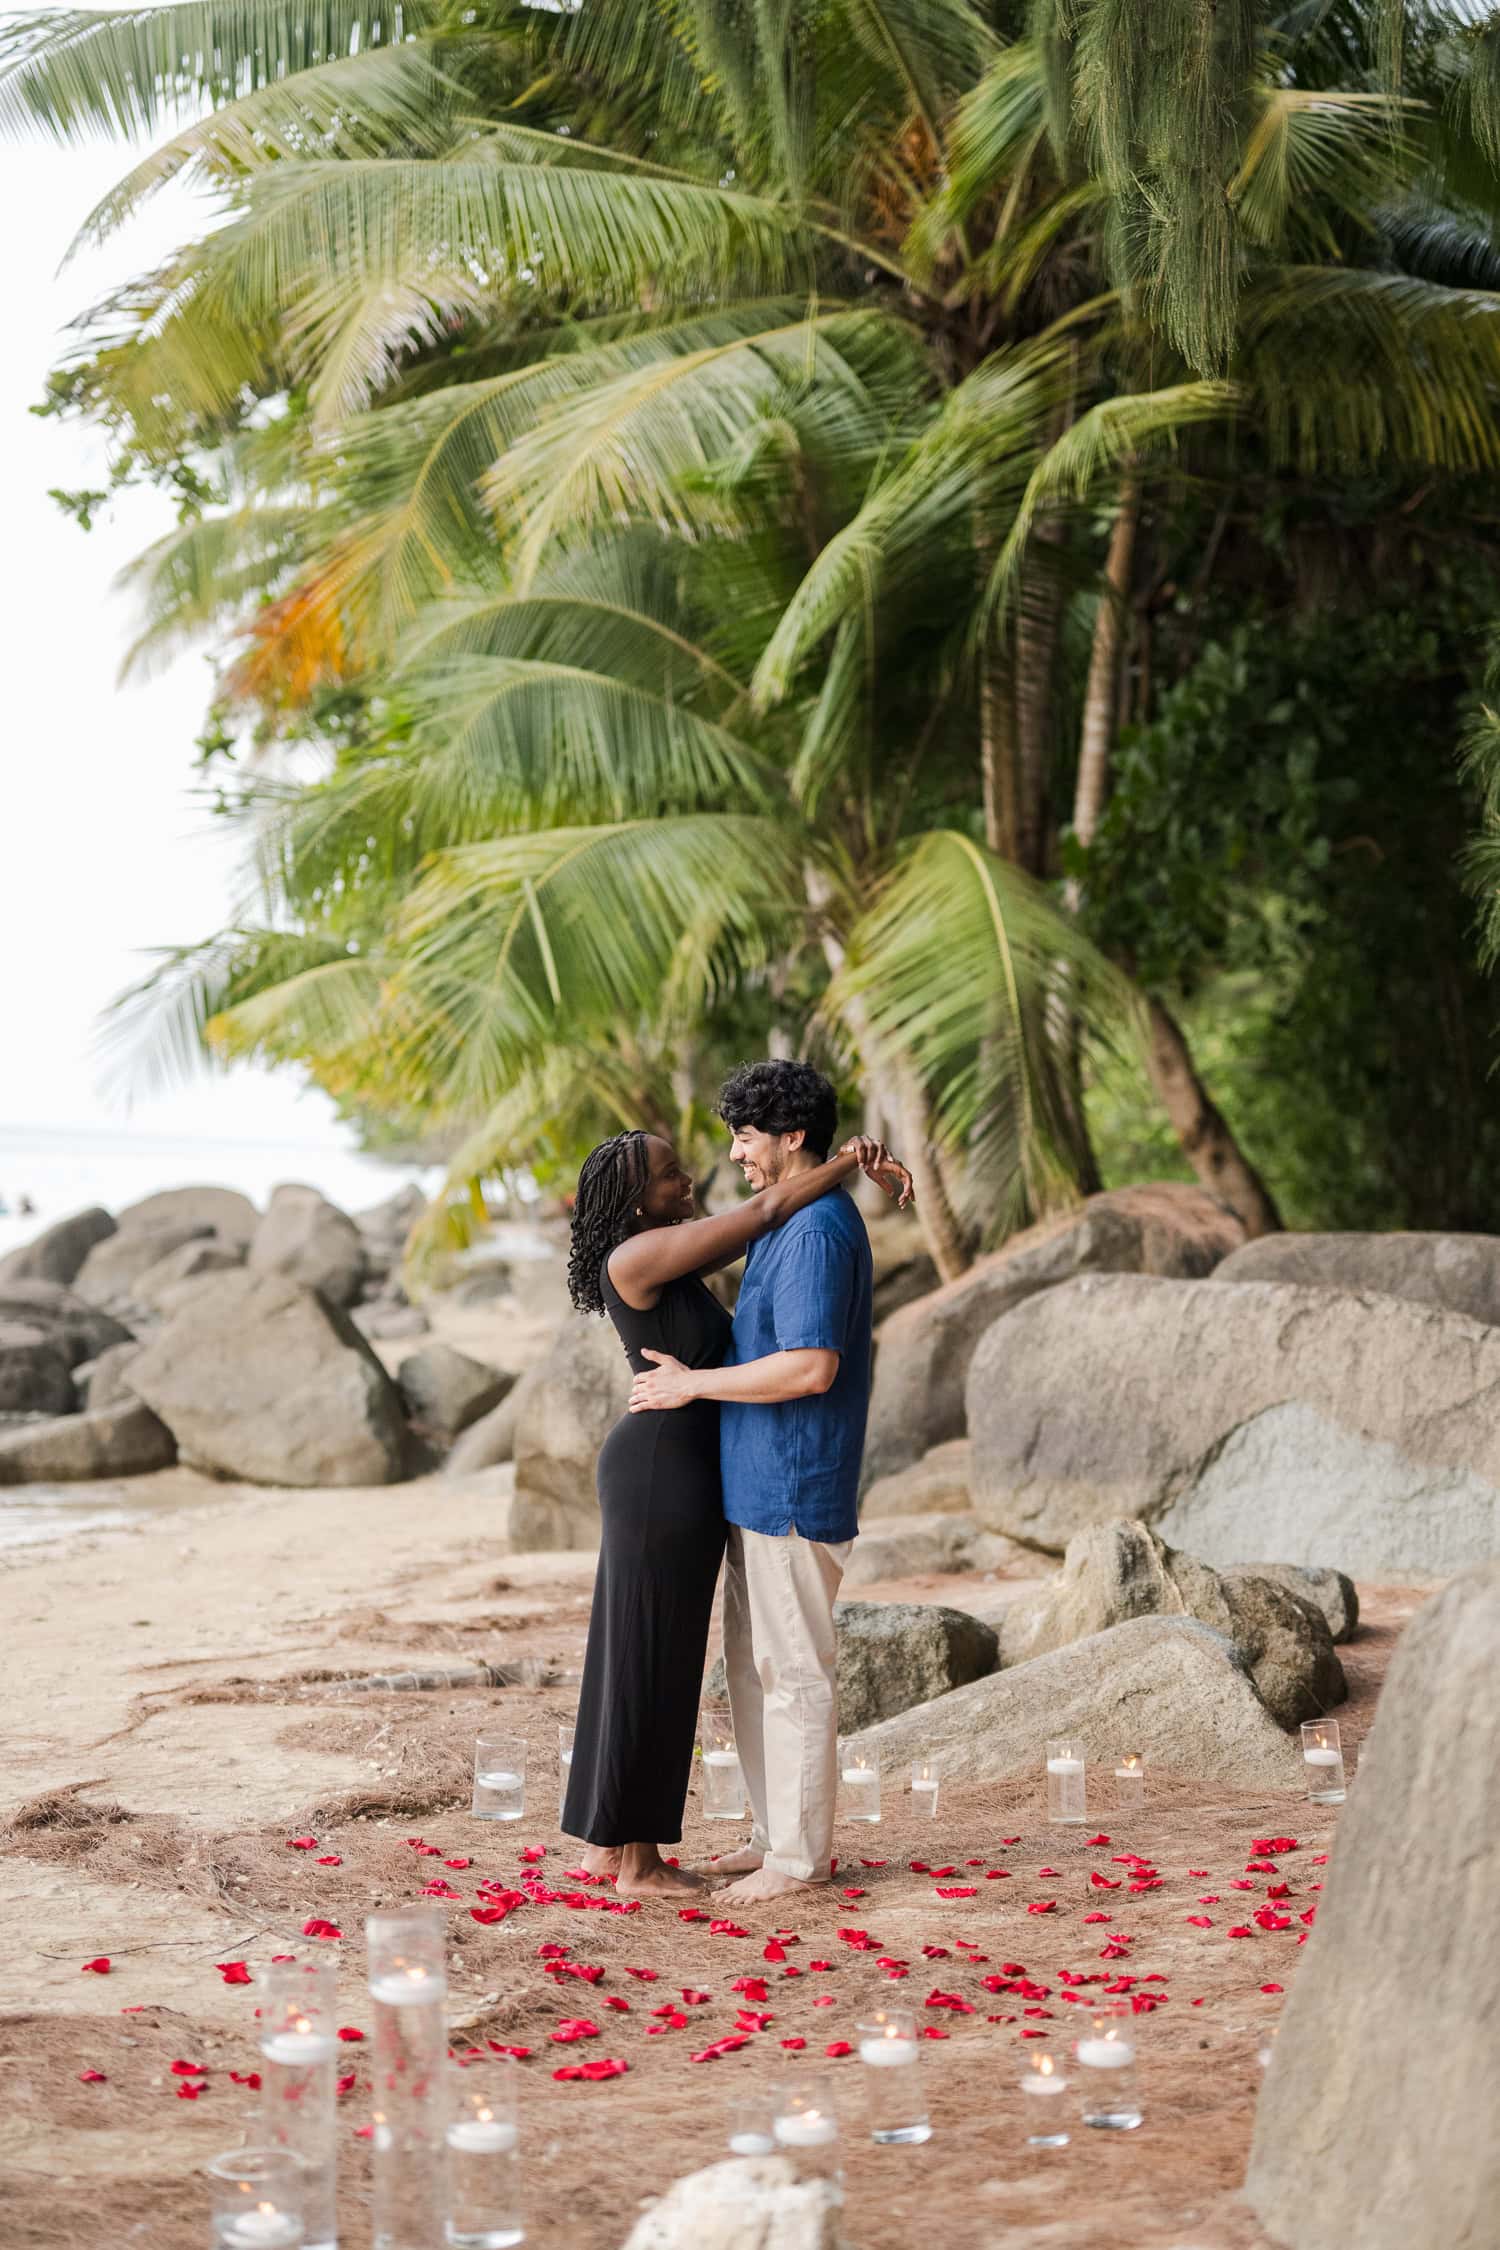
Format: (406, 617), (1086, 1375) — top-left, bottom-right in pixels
(628, 1349), (699, 1412)
(839, 1135), (915, 1209)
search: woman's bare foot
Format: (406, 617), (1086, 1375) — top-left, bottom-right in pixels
(614, 1843), (707, 1899)
(714, 1866), (824, 1903)
(703, 1845), (764, 1876)
(581, 1845), (622, 1879)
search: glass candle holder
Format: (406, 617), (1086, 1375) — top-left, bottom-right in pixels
(1018, 2044), (1070, 2148)
(772, 2077), (842, 2185)
(1046, 1736), (1087, 1825)
(1257, 2020), (1279, 2073)
(557, 1722), (575, 1824)
(699, 1705), (746, 1822)
(368, 1908), (449, 2250)
(1075, 2004), (1143, 2130)
(856, 2008), (930, 2145)
(446, 2060), (523, 2250)
(726, 2094), (778, 2158)
(1301, 1717), (1347, 1803)
(472, 1733), (527, 1822)
(910, 1756), (940, 1818)
(1113, 1751), (1146, 1810)
(838, 1738), (881, 1824)
(208, 2148), (305, 2250)
(258, 1958), (340, 2250)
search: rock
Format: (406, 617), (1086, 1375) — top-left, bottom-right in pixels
(0, 1321), (76, 1415)
(74, 1340), (143, 1412)
(0, 1205), (115, 1287)
(74, 1221), (214, 1310)
(992, 1519), (1346, 1730)
(865, 1182), (1246, 1488)
(968, 1273), (1500, 1576)
(114, 1184), (259, 1245)
(0, 1282), (133, 1370)
(130, 1236), (246, 1311)
(706, 1594), (999, 1729)
(1224, 1561), (1359, 1644)
(248, 1183), (367, 1306)
(447, 1268), (514, 1308)
(861, 1613), (1307, 1788)
(397, 1342), (514, 1439)
(354, 1183), (427, 1288)
(620, 2155), (843, 2250)
(0, 1400), (176, 1484)
(510, 1319), (630, 1549)
(442, 1382), (530, 1476)
(1245, 1560), (1500, 2250)
(861, 1438), (972, 1520)
(124, 1271), (408, 1486)
(867, 1222), (939, 1326)
(839, 1513), (1032, 1589)
(1215, 1228), (1500, 1328)
(352, 1299), (432, 1341)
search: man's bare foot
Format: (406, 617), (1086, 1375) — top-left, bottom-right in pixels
(615, 1861), (708, 1899)
(581, 1845), (622, 1879)
(703, 1846), (765, 1876)
(714, 1866), (825, 1903)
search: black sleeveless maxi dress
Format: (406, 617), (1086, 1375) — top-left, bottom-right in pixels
(561, 1258), (733, 1847)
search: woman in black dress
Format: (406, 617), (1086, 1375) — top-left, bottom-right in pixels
(561, 1126), (907, 1898)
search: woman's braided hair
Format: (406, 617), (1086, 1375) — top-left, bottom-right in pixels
(567, 1130), (651, 1314)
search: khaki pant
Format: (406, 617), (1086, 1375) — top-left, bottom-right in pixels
(722, 1524), (852, 1882)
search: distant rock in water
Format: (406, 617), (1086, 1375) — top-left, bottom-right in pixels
(0, 1205), (115, 1288)
(0, 1399), (175, 1484)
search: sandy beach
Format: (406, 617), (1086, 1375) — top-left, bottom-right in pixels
(0, 1403), (1429, 2250)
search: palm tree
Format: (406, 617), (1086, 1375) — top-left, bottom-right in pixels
(10, 0), (1500, 1263)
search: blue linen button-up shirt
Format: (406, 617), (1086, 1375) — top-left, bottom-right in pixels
(719, 1187), (874, 1544)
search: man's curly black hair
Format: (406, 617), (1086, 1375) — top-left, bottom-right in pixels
(567, 1129), (650, 1315)
(715, 1058), (838, 1160)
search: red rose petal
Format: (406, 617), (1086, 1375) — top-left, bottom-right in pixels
(301, 1919), (342, 1941)
(1186, 1916), (1214, 1929)
(520, 1846), (547, 1863)
(1090, 1873), (1121, 1890)
(549, 2019), (601, 2043)
(1082, 1912), (1111, 1924)
(487, 2043), (533, 2060)
(1086, 1833), (1111, 1846)
(624, 1967), (659, 1981)
(229, 2072), (262, 2089)
(176, 2083), (205, 2100)
(839, 1889), (867, 1900)
(215, 1961), (252, 1986)
(337, 2027), (365, 2042)
(824, 2041), (854, 2058)
(1026, 1901), (1057, 1915)
(170, 2059), (207, 2076)
(1228, 1926), (1253, 1939)
(809, 1960), (832, 1972)
(80, 1958), (111, 1975)
(315, 1855), (342, 1867)
(286, 1836), (319, 1851)
(78, 2068), (107, 2083)
(681, 1988), (712, 2006)
(1260, 1982), (1284, 1994)
(780, 2037), (806, 2050)
(813, 1995), (836, 2008)
(678, 1908), (710, 1923)
(935, 1886), (977, 1899)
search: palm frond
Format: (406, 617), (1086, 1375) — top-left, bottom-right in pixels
(116, 503), (310, 676)
(1231, 85), (1416, 250)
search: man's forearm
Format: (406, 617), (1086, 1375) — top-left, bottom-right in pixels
(686, 1348), (836, 1404)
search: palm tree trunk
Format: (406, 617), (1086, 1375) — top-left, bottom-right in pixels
(1144, 996), (1282, 1235)
(1070, 483), (1141, 870)
(979, 628), (1018, 860)
(1014, 538), (1063, 878)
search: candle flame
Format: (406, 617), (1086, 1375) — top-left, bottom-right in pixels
(1038, 2054), (1054, 2077)
(478, 2106), (493, 2123)
(295, 2016), (311, 2036)
(255, 2202), (275, 2220)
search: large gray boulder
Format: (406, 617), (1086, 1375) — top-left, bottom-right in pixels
(0, 1321), (76, 1415)
(0, 1282), (132, 1370)
(510, 1320), (630, 1549)
(1245, 1561), (1500, 2250)
(861, 1438), (972, 1520)
(124, 1270), (408, 1486)
(708, 1597), (1000, 1729)
(397, 1343), (514, 1440)
(74, 1221), (212, 1311)
(865, 1182), (1245, 1488)
(115, 1184), (259, 1245)
(993, 1519), (1346, 1729)
(352, 1298), (431, 1342)
(839, 1512), (1030, 1589)
(968, 1273), (1500, 1576)
(621, 2155), (842, 2250)
(1215, 1228), (1500, 1327)
(1224, 1560), (1358, 1644)
(355, 1183), (427, 1289)
(74, 1340), (144, 1413)
(130, 1236), (246, 1312)
(0, 1399), (176, 1484)
(249, 1184), (367, 1307)
(861, 1613), (1307, 1788)
(442, 1379), (531, 1477)
(0, 1205), (115, 1287)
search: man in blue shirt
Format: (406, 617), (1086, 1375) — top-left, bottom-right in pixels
(629, 1060), (906, 1902)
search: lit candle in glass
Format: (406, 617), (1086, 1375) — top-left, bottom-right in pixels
(726, 2096), (777, 2158)
(839, 1737), (881, 1824)
(1113, 1750), (1146, 1809)
(446, 2061), (523, 2249)
(1075, 2004), (1143, 2131)
(1045, 1736), (1087, 1825)
(1019, 2046), (1070, 2148)
(258, 1960), (339, 2250)
(1301, 1718), (1347, 1803)
(856, 2008), (929, 2144)
(367, 1908), (448, 2250)
(773, 2078), (842, 2184)
(209, 2148), (304, 2250)
(699, 1704), (746, 1822)
(910, 1756), (940, 1817)
(471, 1732), (527, 1822)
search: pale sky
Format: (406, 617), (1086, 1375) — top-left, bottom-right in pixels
(0, 99), (357, 1155)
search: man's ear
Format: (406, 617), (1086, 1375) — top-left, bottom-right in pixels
(783, 1127), (806, 1154)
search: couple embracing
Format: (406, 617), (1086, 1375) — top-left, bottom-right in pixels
(560, 1059), (913, 1904)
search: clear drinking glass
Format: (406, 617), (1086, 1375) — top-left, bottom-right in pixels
(856, 2008), (930, 2145)
(909, 1756), (940, 1818)
(446, 2061), (523, 2250)
(1046, 1736), (1087, 1825)
(1075, 2003), (1143, 2130)
(472, 1733), (527, 1822)
(699, 1705), (746, 1821)
(257, 1959), (339, 2250)
(1113, 1751), (1147, 1810)
(1018, 2044), (1070, 2148)
(838, 1737), (881, 1824)
(1301, 1717), (1347, 1803)
(208, 2147), (305, 2250)
(557, 1722), (575, 1824)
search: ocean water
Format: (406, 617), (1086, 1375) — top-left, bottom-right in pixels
(0, 1122), (442, 1263)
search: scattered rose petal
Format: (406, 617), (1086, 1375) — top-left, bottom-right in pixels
(80, 1958), (111, 1976)
(286, 1837), (319, 1852)
(301, 1919), (342, 1942)
(315, 1856), (342, 1867)
(1228, 1926), (1253, 1939)
(77, 2069), (107, 2084)
(624, 1967), (659, 1982)
(780, 2037), (807, 2050)
(1086, 1833), (1111, 1846)
(550, 2019), (601, 2043)
(935, 1886), (977, 1899)
(1083, 1912), (1111, 1925)
(175, 2083), (205, 2101)
(1026, 1902), (1057, 1915)
(1090, 1873), (1121, 1890)
(840, 1889), (867, 1900)
(681, 1988), (712, 2006)
(809, 1960), (832, 1972)
(229, 2072), (262, 2089)
(170, 2059), (207, 2076)
(710, 1920), (750, 1937)
(1260, 1982), (1284, 1994)
(215, 1962), (252, 1986)
(1186, 1916), (1214, 1929)
(813, 1995), (835, 2008)
(520, 1846), (547, 1863)
(337, 2027), (365, 2043)
(678, 1908), (710, 1923)
(824, 2041), (854, 2058)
